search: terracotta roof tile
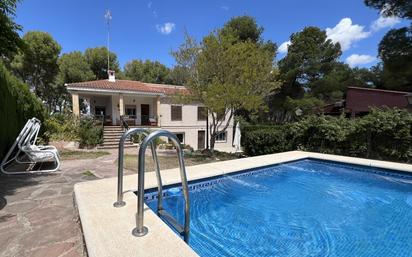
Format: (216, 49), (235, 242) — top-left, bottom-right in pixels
(66, 79), (187, 95)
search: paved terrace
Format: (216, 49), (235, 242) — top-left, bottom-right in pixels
(0, 149), (130, 257)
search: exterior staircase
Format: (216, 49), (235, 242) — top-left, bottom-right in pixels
(97, 126), (135, 150)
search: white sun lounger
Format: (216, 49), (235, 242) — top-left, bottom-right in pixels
(1, 118), (60, 174)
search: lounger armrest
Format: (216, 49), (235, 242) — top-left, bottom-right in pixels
(38, 145), (57, 151)
(25, 148), (59, 161)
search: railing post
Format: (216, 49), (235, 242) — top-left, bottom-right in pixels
(132, 130), (190, 242)
(113, 128), (148, 207)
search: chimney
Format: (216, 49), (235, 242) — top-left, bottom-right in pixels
(108, 70), (116, 82)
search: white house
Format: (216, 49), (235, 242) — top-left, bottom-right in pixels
(66, 72), (234, 152)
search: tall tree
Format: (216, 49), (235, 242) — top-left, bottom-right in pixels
(221, 16), (264, 43)
(172, 24), (279, 151)
(279, 27), (341, 90)
(378, 26), (412, 91)
(269, 27), (341, 122)
(311, 63), (381, 102)
(167, 66), (190, 85)
(84, 47), (120, 79)
(220, 16), (277, 123)
(0, 0), (23, 60)
(124, 59), (170, 83)
(11, 31), (61, 110)
(365, 0), (412, 91)
(364, 0), (412, 19)
(57, 51), (95, 84)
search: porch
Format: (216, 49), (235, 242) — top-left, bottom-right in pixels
(71, 92), (161, 127)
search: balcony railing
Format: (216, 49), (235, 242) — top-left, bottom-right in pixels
(121, 115), (158, 127)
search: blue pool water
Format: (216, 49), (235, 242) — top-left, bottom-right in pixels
(146, 159), (412, 257)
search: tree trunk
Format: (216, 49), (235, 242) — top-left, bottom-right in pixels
(209, 133), (216, 153)
(366, 130), (372, 158)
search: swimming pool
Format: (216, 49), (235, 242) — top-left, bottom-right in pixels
(146, 158), (412, 257)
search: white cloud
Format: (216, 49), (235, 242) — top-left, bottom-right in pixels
(371, 15), (400, 31)
(345, 54), (376, 67)
(156, 22), (176, 35)
(221, 6), (229, 11)
(326, 18), (371, 51)
(147, 1), (152, 9)
(278, 41), (291, 54)
(152, 10), (158, 18)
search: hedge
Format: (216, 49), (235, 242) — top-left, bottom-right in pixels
(0, 62), (46, 159)
(242, 108), (412, 163)
(77, 117), (103, 148)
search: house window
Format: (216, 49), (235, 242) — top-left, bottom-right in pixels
(215, 131), (227, 142)
(169, 133), (185, 144)
(197, 107), (207, 121)
(125, 105), (136, 117)
(95, 106), (106, 116)
(171, 105), (182, 121)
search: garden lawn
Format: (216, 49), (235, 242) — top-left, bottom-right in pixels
(123, 151), (239, 172)
(60, 150), (110, 160)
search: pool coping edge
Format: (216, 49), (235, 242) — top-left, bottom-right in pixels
(74, 151), (412, 257)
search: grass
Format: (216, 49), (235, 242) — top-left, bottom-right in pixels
(82, 170), (95, 176)
(123, 151), (240, 172)
(60, 150), (110, 160)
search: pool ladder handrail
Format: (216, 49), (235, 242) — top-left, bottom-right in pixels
(113, 129), (190, 243)
(113, 128), (157, 207)
(132, 129), (190, 243)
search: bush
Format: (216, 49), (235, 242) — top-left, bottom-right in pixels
(0, 62), (46, 159)
(77, 117), (103, 148)
(242, 108), (412, 163)
(42, 114), (103, 148)
(289, 115), (353, 155)
(43, 113), (79, 142)
(132, 130), (166, 146)
(348, 108), (412, 161)
(242, 125), (294, 156)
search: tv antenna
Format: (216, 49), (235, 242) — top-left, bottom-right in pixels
(105, 9), (112, 74)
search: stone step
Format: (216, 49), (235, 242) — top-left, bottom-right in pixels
(100, 126), (147, 150)
(103, 135), (122, 140)
(102, 139), (133, 144)
(103, 127), (124, 130)
(103, 129), (124, 132)
(100, 140), (133, 144)
(103, 132), (124, 136)
(103, 129), (124, 133)
(103, 133), (123, 137)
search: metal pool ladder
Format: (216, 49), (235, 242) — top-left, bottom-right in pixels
(113, 128), (155, 207)
(114, 129), (191, 243)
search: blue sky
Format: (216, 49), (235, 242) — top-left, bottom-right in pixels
(15, 0), (409, 69)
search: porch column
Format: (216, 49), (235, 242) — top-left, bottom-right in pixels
(72, 93), (80, 116)
(156, 96), (161, 126)
(119, 94), (124, 116)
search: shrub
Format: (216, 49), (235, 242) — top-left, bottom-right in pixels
(132, 130), (166, 146)
(43, 113), (79, 142)
(242, 108), (412, 163)
(289, 115), (353, 154)
(77, 117), (103, 148)
(349, 108), (412, 162)
(0, 62), (46, 159)
(242, 125), (294, 156)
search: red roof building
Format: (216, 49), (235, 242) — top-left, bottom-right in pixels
(66, 79), (188, 95)
(345, 87), (411, 117)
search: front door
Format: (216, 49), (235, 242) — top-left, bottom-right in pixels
(198, 130), (206, 150)
(141, 104), (150, 125)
